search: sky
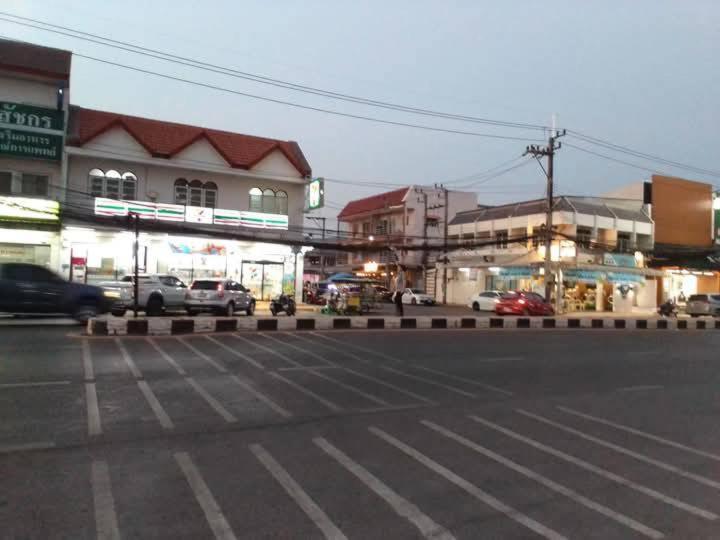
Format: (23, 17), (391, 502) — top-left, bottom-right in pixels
(2, 0), (719, 227)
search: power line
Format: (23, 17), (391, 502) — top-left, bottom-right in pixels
(564, 142), (678, 175)
(0, 12), (548, 133)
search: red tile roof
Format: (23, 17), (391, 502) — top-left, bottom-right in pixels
(66, 106), (311, 176)
(337, 187), (410, 219)
(0, 38), (71, 81)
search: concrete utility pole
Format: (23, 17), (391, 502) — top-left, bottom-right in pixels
(434, 184), (449, 305)
(415, 187), (429, 288)
(524, 128), (566, 303)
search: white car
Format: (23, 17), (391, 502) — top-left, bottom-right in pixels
(468, 290), (503, 311)
(402, 288), (435, 305)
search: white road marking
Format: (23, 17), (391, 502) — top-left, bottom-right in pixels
(469, 415), (717, 520)
(267, 371), (343, 412)
(423, 420), (663, 539)
(186, 377), (237, 423)
(86, 382), (102, 436)
(228, 375), (292, 418)
(369, 426), (567, 540)
(476, 356), (524, 363)
(176, 337), (228, 373)
(137, 380), (174, 429)
(205, 336), (265, 370)
(232, 333), (302, 367)
(557, 406), (720, 462)
(308, 369), (389, 406)
(379, 365), (477, 398)
(175, 452), (237, 540)
(617, 385), (664, 392)
(114, 338), (142, 379)
(412, 365), (514, 396)
(314, 437), (456, 540)
(82, 339), (94, 381)
(519, 409), (720, 490)
(266, 333), (335, 366)
(251, 444), (347, 540)
(0, 381), (70, 388)
(295, 333), (369, 364)
(311, 333), (401, 364)
(0, 442), (55, 454)
(146, 338), (187, 375)
(91, 460), (121, 540)
(277, 365), (341, 372)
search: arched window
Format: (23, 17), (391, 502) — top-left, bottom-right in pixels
(88, 169), (137, 200)
(189, 180), (203, 207)
(89, 168), (105, 197)
(203, 181), (217, 208)
(275, 190), (288, 215)
(121, 172), (137, 200)
(174, 178), (188, 204)
(249, 187), (262, 212)
(105, 170), (121, 199)
(262, 188), (275, 213)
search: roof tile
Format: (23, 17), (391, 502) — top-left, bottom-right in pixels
(337, 187), (410, 219)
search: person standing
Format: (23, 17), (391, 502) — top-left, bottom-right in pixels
(393, 264), (406, 316)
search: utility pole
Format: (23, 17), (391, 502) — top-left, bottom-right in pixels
(524, 128), (566, 303)
(434, 184), (449, 305)
(415, 187), (429, 289)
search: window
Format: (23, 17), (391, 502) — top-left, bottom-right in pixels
(262, 188), (275, 213)
(495, 231), (509, 249)
(88, 169), (136, 200)
(376, 220), (388, 235)
(249, 188), (263, 211)
(248, 187), (289, 215)
(174, 178), (217, 207)
(189, 180), (203, 207)
(174, 178), (188, 204)
(576, 226), (592, 248)
(362, 222), (371, 235)
(20, 174), (49, 196)
(0, 172), (11, 194)
(204, 182), (217, 208)
(617, 232), (632, 252)
(275, 190), (287, 214)
(0, 171), (49, 196)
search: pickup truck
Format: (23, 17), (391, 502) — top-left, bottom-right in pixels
(101, 274), (188, 316)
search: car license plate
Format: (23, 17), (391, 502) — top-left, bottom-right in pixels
(198, 292), (206, 299)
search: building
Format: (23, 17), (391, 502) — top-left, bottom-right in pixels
(443, 195), (661, 312)
(0, 38), (314, 301)
(336, 186), (477, 291)
(302, 248), (352, 283)
(0, 38), (70, 270)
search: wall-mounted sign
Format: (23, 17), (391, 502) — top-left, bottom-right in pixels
(0, 196), (59, 222)
(0, 128), (63, 161)
(93, 198), (289, 230)
(0, 101), (64, 131)
(603, 253), (637, 268)
(304, 177), (325, 211)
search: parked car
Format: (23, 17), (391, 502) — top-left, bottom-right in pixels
(0, 262), (115, 322)
(185, 278), (256, 316)
(686, 294), (720, 317)
(494, 291), (554, 316)
(101, 274), (188, 316)
(402, 288), (435, 305)
(468, 290), (503, 311)
(373, 285), (393, 302)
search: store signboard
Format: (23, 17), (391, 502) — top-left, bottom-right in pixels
(155, 203), (185, 222)
(239, 211), (288, 230)
(0, 128), (63, 161)
(607, 272), (645, 284)
(127, 201), (158, 219)
(0, 196), (59, 222)
(185, 206), (214, 224)
(213, 208), (241, 226)
(0, 101), (64, 131)
(95, 198), (128, 217)
(304, 177), (325, 211)
(603, 253), (637, 267)
(497, 266), (535, 279)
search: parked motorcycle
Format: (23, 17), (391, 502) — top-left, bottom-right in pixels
(270, 294), (296, 316)
(657, 299), (678, 317)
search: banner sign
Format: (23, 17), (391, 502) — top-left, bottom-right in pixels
(0, 196), (59, 222)
(304, 177), (325, 211)
(603, 253), (637, 267)
(0, 101), (64, 131)
(185, 206), (214, 224)
(496, 266), (535, 279)
(0, 128), (62, 161)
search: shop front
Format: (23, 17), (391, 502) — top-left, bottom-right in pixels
(0, 196), (61, 270)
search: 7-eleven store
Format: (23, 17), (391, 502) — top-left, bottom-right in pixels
(61, 198), (301, 301)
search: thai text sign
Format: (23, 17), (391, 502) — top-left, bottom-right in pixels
(0, 128), (62, 161)
(0, 101), (64, 131)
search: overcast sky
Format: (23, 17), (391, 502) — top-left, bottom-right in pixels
(3, 0), (719, 225)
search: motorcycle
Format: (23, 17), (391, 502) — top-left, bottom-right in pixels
(657, 299), (678, 318)
(270, 294), (296, 316)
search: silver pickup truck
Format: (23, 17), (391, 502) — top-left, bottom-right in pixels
(101, 274), (188, 316)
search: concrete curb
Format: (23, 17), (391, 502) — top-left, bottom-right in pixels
(86, 316), (720, 336)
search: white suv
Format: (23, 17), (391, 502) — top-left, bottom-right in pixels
(185, 278), (256, 317)
(103, 274), (188, 316)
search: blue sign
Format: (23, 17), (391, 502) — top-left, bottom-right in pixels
(603, 253), (637, 267)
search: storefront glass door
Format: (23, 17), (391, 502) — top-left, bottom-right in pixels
(241, 261), (284, 300)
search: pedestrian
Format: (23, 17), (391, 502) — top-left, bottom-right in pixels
(393, 264), (406, 316)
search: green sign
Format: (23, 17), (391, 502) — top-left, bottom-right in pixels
(0, 101), (64, 131)
(0, 128), (63, 161)
(304, 177), (325, 211)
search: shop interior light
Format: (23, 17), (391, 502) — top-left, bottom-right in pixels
(488, 266), (501, 273)
(459, 267), (470, 272)
(703, 271), (715, 276)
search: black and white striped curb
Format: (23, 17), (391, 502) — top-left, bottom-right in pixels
(86, 316), (720, 336)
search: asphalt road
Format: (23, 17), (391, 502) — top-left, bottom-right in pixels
(2, 327), (720, 539)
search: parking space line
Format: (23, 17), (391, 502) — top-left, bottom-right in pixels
(556, 406), (720, 462)
(412, 365), (514, 397)
(307, 369), (389, 406)
(114, 338), (142, 379)
(379, 365), (477, 398)
(137, 380), (174, 429)
(91, 460), (121, 540)
(231, 334), (302, 368)
(267, 333), (335, 366)
(294, 333), (369, 364)
(369, 426), (567, 540)
(205, 336), (265, 370)
(518, 409), (720, 490)
(146, 338), (187, 375)
(0, 381), (71, 388)
(0, 442), (55, 454)
(185, 377), (238, 423)
(250, 444), (348, 540)
(617, 385), (664, 392)
(267, 371), (343, 412)
(423, 420), (663, 539)
(86, 382), (102, 436)
(469, 415), (717, 520)
(82, 339), (94, 381)
(311, 333), (401, 364)
(176, 337), (228, 373)
(228, 375), (292, 418)
(314, 437), (456, 540)
(277, 365), (341, 372)
(175, 452), (237, 540)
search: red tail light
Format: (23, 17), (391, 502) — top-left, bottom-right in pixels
(217, 283), (225, 298)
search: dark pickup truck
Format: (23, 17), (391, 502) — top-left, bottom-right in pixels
(0, 262), (115, 322)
